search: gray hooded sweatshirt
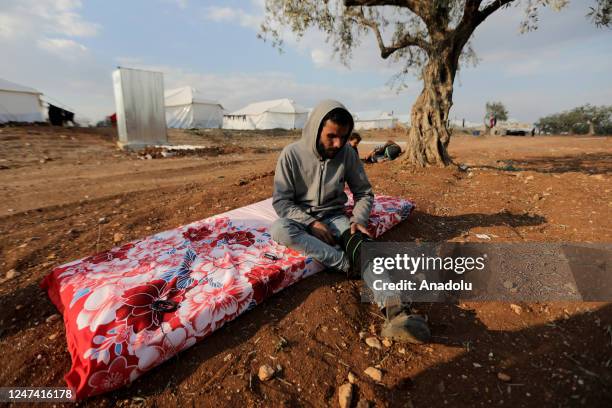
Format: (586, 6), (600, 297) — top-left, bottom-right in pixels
(272, 99), (374, 226)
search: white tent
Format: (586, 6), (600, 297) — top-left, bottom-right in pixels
(165, 86), (224, 129)
(0, 78), (44, 123)
(223, 98), (308, 130)
(354, 111), (397, 130)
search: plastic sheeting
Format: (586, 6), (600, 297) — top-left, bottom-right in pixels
(0, 79), (44, 123)
(113, 68), (167, 148)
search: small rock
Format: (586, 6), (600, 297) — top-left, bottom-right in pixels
(37, 354), (42, 360)
(144, 154), (153, 160)
(48, 333), (58, 341)
(113, 233), (124, 243)
(46, 314), (61, 323)
(5, 269), (19, 280)
(510, 304), (522, 315)
(98, 217), (108, 224)
(15, 304), (23, 310)
(398, 347), (406, 354)
(358, 331), (367, 340)
(347, 372), (357, 384)
(258, 364), (275, 381)
(364, 367), (382, 382)
(382, 338), (392, 348)
(365, 336), (381, 349)
(497, 372), (512, 382)
(473, 363), (482, 368)
(338, 383), (353, 408)
(438, 380), (445, 392)
(503, 280), (517, 290)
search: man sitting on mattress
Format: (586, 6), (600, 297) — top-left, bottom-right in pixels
(270, 99), (430, 344)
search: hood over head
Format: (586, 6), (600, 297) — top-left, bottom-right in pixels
(301, 99), (353, 160)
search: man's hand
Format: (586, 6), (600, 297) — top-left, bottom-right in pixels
(309, 220), (336, 245)
(351, 222), (372, 238)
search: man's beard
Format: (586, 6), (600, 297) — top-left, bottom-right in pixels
(323, 147), (339, 158)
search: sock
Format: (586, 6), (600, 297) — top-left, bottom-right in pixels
(339, 229), (372, 273)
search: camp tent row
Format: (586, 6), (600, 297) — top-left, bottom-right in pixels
(1, 76), (407, 130)
(164, 92), (309, 130)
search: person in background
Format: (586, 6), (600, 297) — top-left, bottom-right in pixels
(365, 140), (402, 163)
(348, 132), (362, 156)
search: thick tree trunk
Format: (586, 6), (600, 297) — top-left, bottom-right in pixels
(404, 54), (457, 167)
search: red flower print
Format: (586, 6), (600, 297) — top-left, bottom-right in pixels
(86, 243), (136, 264)
(116, 279), (183, 333)
(189, 276), (252, 333)
(182, 225), (212, 242)
(88, 356), (137, 392)
(245, 265), (286, 304)
(212, 231), (255, 248)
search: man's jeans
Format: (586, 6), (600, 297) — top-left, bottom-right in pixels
(270, 213), (398, 309)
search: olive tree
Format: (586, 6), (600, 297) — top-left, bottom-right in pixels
(260, 0), (611, 166)
(485, 101), (509, 122)
(536, 104), (612, 135)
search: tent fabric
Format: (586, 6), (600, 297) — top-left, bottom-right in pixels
(164, 87), (224, 129)
(40, 193), (414, 400)
(223, 98), (308, 130)
(354, 111), (397, 130)
(0, 78), (44, 123)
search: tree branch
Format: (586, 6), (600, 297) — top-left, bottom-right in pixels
(476, 0), (516, 25)
(452, 0), (514, 57)
(349, 7), (430, 58)
(344, 0), (422, 16)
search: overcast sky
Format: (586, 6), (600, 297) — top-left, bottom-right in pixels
(1, 0), (610, 123)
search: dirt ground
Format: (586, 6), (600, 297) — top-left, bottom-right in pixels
(0, 125), (611, 407)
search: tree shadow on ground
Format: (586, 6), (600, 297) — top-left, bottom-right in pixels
(386, 302), (612, 407)
(472, 152), (612, 175)
(381, 210), (546, 242)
